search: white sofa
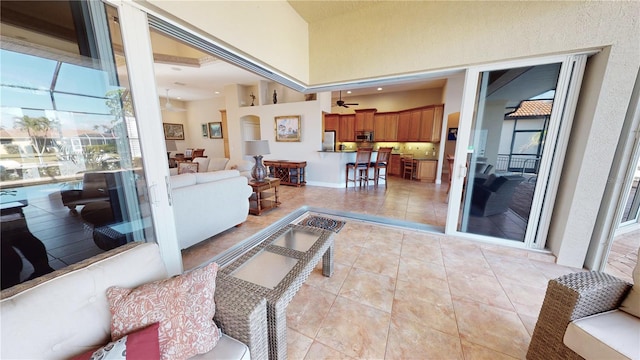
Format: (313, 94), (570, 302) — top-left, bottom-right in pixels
(170, 170), (252, 249)
(0, 242), (268, 359)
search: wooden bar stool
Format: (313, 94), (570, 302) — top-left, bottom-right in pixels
(370, 147), (393, 187)
(402, 154), (414, 180)
(346, 148), (372, 188)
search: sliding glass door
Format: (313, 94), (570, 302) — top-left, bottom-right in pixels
(447, 55), (587, 249)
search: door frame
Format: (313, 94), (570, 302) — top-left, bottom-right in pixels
(445, 53), (590, 250)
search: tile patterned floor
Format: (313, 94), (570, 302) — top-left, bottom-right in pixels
(179, 177), (639, 360)
(6, 175), (638, 358)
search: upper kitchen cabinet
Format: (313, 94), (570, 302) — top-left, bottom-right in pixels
(374, 112), (398, 141)
(355, 109), (376, 132)
(432, 105), (443, 142)
(408, 109), (422, 141)
(397, 111), (411, 142)
(419, 107), (435, 141)
(338, 114), (355, 142)
(324, 113), (340, 133)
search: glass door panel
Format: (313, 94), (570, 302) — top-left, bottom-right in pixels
(620, 157), (640, 226)
(458, 63), (561, 242)
(0, 1), (154, 289)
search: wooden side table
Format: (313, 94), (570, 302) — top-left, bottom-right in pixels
(248, 178), (280, 215)
(263, 160), (306, 187)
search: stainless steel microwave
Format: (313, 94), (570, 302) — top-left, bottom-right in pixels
(355, 131), (374, 142)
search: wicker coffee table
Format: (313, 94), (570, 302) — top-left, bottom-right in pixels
(217, 224), (334, 360)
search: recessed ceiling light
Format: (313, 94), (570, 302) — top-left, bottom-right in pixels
(377, 87), (383, 91)
(171, 67), (182, 71)
(177, 97), (182, 100)
(214, 91), (220, 95)
(347, 91), (352, 94)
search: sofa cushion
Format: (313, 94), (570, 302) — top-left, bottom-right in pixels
(170, 173), (197, 190)
(192, 157), (210, 172)
(189, 335), (250, 360)
(209, 158), (230, 171)
(195, 170), (241, 184)
(72, 322), (160, 360)
(107, 262), (221, 360)
(620, 247), (640, 317)
(563, 309), (640, 360)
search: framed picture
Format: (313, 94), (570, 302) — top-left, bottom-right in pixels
(201, 124), (208, 138)
(177, 161), (199, 174)
(275, 115), (301, 142)
(208, 122), (223, 139)
(447, 127), (458, 141)
(163, 123), (184, 140)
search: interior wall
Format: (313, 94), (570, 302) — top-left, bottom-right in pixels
(145, 0), (310, 83)
(186, 97), (227, 158)
(330, 88), (443, 114)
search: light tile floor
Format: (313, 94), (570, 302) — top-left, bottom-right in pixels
(181, 177), (639, 360)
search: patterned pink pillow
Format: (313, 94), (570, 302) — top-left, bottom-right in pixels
(107, 262), (220, 360)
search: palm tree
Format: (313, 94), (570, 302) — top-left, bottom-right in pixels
(14, 115), (60, 163)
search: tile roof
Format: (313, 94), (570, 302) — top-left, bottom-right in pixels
(507, 100), (553, 117)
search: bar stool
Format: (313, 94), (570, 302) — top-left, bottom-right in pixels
(370, 147), (393, 187)
(402, 154), (414, 180)
(346, 148), (372, 188)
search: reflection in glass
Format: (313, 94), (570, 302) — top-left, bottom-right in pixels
(0, 1), (153, 289)
(459, 63), (561, 242)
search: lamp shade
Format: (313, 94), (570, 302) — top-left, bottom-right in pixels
(245, 140), (270, 156)
(165, 140), (178, 151)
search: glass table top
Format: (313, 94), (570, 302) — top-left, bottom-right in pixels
(272, 226), (320, 252)
(230, 251), (298, 289)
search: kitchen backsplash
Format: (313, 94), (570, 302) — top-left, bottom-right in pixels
(342, 142), (439, 157)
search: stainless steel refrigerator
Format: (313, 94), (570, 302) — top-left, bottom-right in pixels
(322, 130), (336, 151)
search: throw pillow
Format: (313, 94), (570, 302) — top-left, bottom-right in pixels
(620, 248), (640, 317)
(71, 322), (160, 360)
(107, 262), (220, 360)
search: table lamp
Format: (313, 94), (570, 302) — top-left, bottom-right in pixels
(245, 140), (270, 182)
(165, 140), (177, 160)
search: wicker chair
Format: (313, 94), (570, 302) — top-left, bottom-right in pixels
(526, 271), (632, 359)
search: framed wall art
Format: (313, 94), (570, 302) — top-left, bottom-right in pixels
(275, 115), (301, 142)
(201, 123), (208, 137)
(163, 123), (184, 140)
(208, 122), (223, 139)
(447, 127), (458, 141)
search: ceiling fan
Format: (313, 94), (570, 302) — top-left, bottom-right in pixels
(161, 89), (186, 112)
(335, 91), (358, 108)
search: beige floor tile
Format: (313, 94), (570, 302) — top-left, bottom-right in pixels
(397, 256), (449, 292)
(315, 296), (390, 359)
(401, 236), (444, 264)
(498, 280), (546, 317)
(484, 255), (550, 289)
(353, 247), (400, 278)
(392, 279), (458, 335)
(447, 272), (514, 311)
(518, 313), (539, 336)
(363, 232), (404, 255)
(460, 340), (519, 360)
(287, 284), (337, 338)
(334, 243), (363, 267)
(304, 341), (354, 360)
(385, 314), (463, 360)
(339, 267), (396, 313)
(287, 328), (314, 360)
(453, 297), (530, 359)
(306, 262), (350, 295)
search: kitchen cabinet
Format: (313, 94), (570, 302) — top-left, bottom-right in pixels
(374, 113), (386, 140)
(355, 109), (375, 132)
(385, 113), (398, 141)
(397, 112), (411, 141)
(338, 114), (355, 142)
(324, 113), (339, 133)
(408, 110), (421, 141)
(419, 107), (435, 141)
(432, 105), (443, 142)
(415, 160), (437, 182)
(389, 154), (402, 175)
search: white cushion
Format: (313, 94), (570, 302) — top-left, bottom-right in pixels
(0, 243), (167, 360)
(188, 334), (250, 360)
(564, 309), (640, 360)
(228, 160), (254, 172)
(209, 158), (230, 171)
(192, 157), (211, 172)
(620, 247), (640, 318)
(196, 170), (241, 184)
(170, 173), (197, 190)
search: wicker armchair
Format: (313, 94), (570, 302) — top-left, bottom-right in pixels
(526, 271), (632, 360)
